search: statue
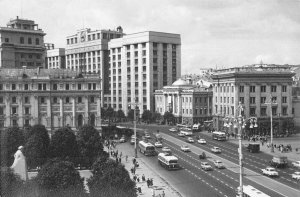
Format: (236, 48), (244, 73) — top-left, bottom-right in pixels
(11, 146), (28, 181)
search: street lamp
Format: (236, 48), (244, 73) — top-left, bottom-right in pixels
(129, 98), (141, 158)
(237, 101), (244, 197)
(265, 94), (277, 152)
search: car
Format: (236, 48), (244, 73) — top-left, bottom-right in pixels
(181, 145), (191, 152)
(130, 137), (136, 145)
(169, 128), (178, 132)
(154, 141), (163, 148)
(200, 162), (212, 171)
(198, 139), (206, 144)
(186, 137), (194, 143)
(292, 161), (300, 168)
(119, 137), (126, 143)
(178, 132), (185, 137)
(211, 146), (221, 153)
(162, 147), (171, 152)
(292, 171), (300, 180)
(262, 167), (279, 177)
(145, 133), (151, 139)
(213, 160), (225, 169)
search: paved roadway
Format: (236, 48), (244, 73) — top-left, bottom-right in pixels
(121, 123), (300, 197)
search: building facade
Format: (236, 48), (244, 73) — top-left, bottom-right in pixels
(0, 68), (102, 131)
(45, 46), (65, 69)
(108, 31), (181, 115)
(155, 79), (213, 125)
(0, 17), (46, 68)
(211, 64), (295, 136)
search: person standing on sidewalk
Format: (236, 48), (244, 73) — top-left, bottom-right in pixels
(162, 191), (165, 197)
(126, 155), (128, 162)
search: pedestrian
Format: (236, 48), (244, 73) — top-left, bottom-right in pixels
(116, 157), (118, 163)
(116, 150), (118, 157)
(147, 178), (150, 188)
(162, 191), (165, 197)
(133, 157), (136, 165)
(133, 175), (137, 182)
(142, 174), (145, 182)
(137, 177), (140, 182)
(150, 178), (153, 186)
(119, 157), (122, 163)
(120, 152), (122, 158)
(126, 155), (128, 162)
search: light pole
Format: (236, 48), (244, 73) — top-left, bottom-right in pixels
(129, 99), (140, 158)
(265, 94), (277, 152)
(237, 101), (244, 197)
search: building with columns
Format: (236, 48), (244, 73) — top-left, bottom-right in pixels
(155, 78), (213, 125)
(108, 31), (181, 115)
(0, 68), (102, 131)
(211, 64), (295, 136)
(0, 16), (46, 68)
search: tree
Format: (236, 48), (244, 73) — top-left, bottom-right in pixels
(88, 158), (137, 197)
(49, 127), (79, 164)
(127, 109), (134, 121)
(35, 159), (86, 197)
(24, 125), (50, 169)
(3, 127), (25, 166)
(163, 111), (175, 125)
(152, 112), (162, 123)
(0, 167), (24, 197)
(104, 106), (115, 123)
(77, 125), (105, 168)
(116, 109), (125, 122)
(142, 110), (152, 123)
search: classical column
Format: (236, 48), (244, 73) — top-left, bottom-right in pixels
(72, 97), (76, 127)
(60, 97), (64, 127)
(5, 95), (10, 127)
(84, 96), (89, 124)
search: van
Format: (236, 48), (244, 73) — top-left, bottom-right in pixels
(246, 143), (260, 153)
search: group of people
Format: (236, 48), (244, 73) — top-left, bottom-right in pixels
(266, 143), (293, 153)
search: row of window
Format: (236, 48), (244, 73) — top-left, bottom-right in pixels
(66, 51), (101, 59)
(18, 37), (40, 45)
(125, 43), (146, 50)
(0, 83), (98, 91)
(67, 32), (122, 45)
(216, 85), (287, 93)
(238, 96), (287, 104)
(215, 105), (288, 116)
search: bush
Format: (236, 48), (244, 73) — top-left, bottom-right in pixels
(0, 167), (24, 197)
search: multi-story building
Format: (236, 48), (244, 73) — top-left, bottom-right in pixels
(45, 43), (65, 69)
(0, 68), (102, 131)
(108, 31), (181, 115)
(155, 78), (213, 125)
(0, 16), (46, 68)
(211, 64), (295, 136)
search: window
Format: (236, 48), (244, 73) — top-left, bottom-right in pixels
(12, 96), (17, 103)
(53, 97), (58, 104)
(66, 84), (70, 90)
(239, 97), (244, 104)
(250, 107), (256, 116)
(24, 96), (29, 104)
(66, 97), (70, 104)
(271, 85), (277, 92)
(12, 107), (17, 115)
(35, 38), (40, 45)
(28, 38), (32, 44)
(40, 97), (46, 104)
(231, 97), (234, 104)
(5, 38), (9, 42)
(0, 84), (3, 90)
(20, 37), (24, 44)
(261, 97), (266, 104)
(282, 85), (287, 92)
(78, 84), (82, 90)
(0, 107), (3, 115)
(239, 86), (244, 93)
(261, 108), (267, 116)
(282, 107), (287, 115)
(272, 96), (277, 103)
(90, 96), (95, 103)
(53, 84), (58, 90)
(78, 97), (82, 103)
(250, 97), (255, 104)
(260, 85), (265, 92)
(0, 97), (3, 103)
(272, 107), (277, 116)
(12, 84), (16, 90)
(250, 86), (255, 93)
(24, 107), (30, 115)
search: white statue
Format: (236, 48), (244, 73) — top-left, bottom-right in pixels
(11, 146), (28, 181)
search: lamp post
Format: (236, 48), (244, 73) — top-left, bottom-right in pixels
(237, 101), (244, 197)
(265, 94), (277, 153)
(129, 99), (140, 158)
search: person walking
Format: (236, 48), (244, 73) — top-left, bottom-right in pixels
(147, 178), (150, 188)
(142, 174), (145, 182)
(162, 191), (165, 197)
(126, 155), (128, 162)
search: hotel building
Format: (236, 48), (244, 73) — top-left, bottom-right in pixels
(211, 64), (295, 136)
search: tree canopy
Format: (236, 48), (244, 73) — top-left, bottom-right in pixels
(0, 167), (24, 197)
(141, 110), (152, 123)
(163, 111), (175, 124)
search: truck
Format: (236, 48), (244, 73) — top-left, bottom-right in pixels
(158, 152), (179, 170)
(269, 155), (288, 168)
(246, 143), (260, 153)
(262, 167), (279, 177)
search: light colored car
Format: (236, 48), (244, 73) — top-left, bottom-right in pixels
(213, 160), (225, 169)
(292, 161), (300, 168)
(178, 132), (185, 137)
(198, 139), (206, 144)
(145, 133), (151, 139)
(200, 162), (212, 171)
(262, 167), (279, 177)
(162, 147), (171, 152)
(154, 141), (163, 148)
(181, 145), (191, 152)
(169, 128), (178, 132)
(186, 137), (194, 143)
(292, 171), (300, 180)
(119, 137), (126, 143)
(211, 146), (221, 153)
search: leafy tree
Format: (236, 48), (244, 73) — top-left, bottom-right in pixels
(116, 109), (125, 122)
(163, 111), (175, 125)
(127, 109), (134, 121)
(88, 158), (137, 197)
(104, 106), (115, 123)
(3, 127), (25, 166)
(0, 167), (24, 197)
(35, 159), (86, 197)
(152, 112), (162, 123)
(24, 125), (50, 169)
(49, 127), (79, 164)
(77, 125), (105, 168)
(142, 110), (152, 123)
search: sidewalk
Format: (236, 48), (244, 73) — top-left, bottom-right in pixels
(105, 143), (182, 197)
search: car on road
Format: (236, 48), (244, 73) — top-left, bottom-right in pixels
(169, 128), (178, 132)
(181, 145), (191, 152)
(292, 161), (300, 168)
(213, 160), (225, 169)
(291, 171), (300, 180)
(200, 162), (212, 171)
(178, 132), (185, 137)
(262, 167), (279, 177)
(211, 146), (221, 153)
(162, 147), (171, 152)
(154, 141), (163, 148)
(119, 137), (126, 143)
(186, 137), (194, 143)
(145, 133), (151, 139)
(197, 139), (206, 144)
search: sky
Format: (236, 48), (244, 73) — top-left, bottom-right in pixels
(1, 0), (300, 74)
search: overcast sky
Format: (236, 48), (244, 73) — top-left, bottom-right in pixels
(1, 0), (300, 74)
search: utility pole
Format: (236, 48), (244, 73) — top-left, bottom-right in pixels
(129, 98), (141, 158)
(265, 94), (276, 153)
(237, 101), (244, 197)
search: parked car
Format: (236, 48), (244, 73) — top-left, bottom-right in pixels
(119, 137), (126, 143)
(213, 160), (225, 169)
(180, 145), (191, 152)
(186, 137), (194, 143)
(154, 141), (163, 148)
(169, 128), (178, 132)
(262, 167), (279, 177)
(145, 133), (151, 139)
(211, 146), (221, 153)
(198, 139), (206, 144)
(291, 171), (300, 180)
(178, 132), (185, 137)
(292, 161), (300, 168)
(162, 147), (171, 152)
(200, 162), (212, 171)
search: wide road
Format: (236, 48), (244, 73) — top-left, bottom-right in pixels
(121, 123), (300, 197)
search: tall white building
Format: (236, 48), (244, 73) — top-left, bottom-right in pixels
(108, 31), (181, 114)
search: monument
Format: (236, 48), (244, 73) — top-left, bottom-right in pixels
(11, 146), (28, 181)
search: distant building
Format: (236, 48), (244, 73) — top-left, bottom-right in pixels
(0, 16), (46, 68)
(211, 64), (295, 136)
(155, 78), (213, 125)
(0, 68), (101, 131)
(45, 45), (65, 69)
(108, 31), (181, 115)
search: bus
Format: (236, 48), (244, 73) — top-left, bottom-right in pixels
(236, 185), (270, 197)
(158, 152), (179, 170)
(138, 141), (156, 156)
(212, 131), (227, 141)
